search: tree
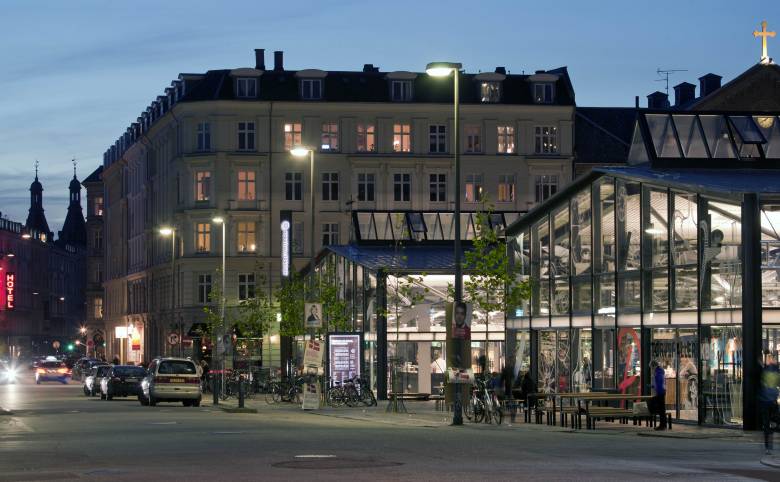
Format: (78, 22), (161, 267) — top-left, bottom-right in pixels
(316, 258), (352, 333)
(275, 272), (307, 337)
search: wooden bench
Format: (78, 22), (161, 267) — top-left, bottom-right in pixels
(388, 392), (431, 401)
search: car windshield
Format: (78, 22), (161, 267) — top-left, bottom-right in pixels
(42, 362), (64, 369)
(114, 367), (146, 377)
(158, 361), (196, 375)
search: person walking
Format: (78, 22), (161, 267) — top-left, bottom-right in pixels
(649, 360), (667, 431)
(760, 355), (780, 455)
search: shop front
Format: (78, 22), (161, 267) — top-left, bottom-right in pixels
(506, 111), (780, 429)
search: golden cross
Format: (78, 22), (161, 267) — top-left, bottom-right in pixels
(754, 20), (776, 63)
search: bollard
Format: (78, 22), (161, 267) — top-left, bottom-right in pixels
(212, 372), (219, 405)
(238, 374), (245, 408)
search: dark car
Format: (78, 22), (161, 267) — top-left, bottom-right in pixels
(35, 359), (70, 384)
(71, 358), (100, 381)
(100, 365), (147, 400)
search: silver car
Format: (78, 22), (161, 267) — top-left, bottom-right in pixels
(83, 364), (110, 396)
(140, 358), (202, 407)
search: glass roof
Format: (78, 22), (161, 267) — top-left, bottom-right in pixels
(628, 112), (780, 163)
(351, 211), (521, 242)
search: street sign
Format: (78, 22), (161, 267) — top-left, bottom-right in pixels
(167, 332), (180, 345)
(52, 341), (60, 350)
(87, 340), (94, 347)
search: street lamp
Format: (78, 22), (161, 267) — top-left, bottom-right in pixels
(159, 226), (179, 357)
(426, 61), (464, 425)
(212, 216), (227, 405)
(290, 146), (316, 340)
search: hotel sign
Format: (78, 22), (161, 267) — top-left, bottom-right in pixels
(5, 272), (15, 310)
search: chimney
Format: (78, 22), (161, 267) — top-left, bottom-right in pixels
(254, 49), (265, 70)
(647, 91), (670, 109)
(363, 64), (379, 73)
(274, 51), (284, 71)
(673, 82), (696, 107)
(635, 96), (639, 109)
(495, 66), (506, 75)
(699, 73), (722, 97)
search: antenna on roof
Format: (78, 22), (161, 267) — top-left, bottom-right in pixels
(655, 68), (687, 96)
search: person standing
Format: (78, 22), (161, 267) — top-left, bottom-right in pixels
(649, 360), (667, 431)
(760, 355), (780, 455)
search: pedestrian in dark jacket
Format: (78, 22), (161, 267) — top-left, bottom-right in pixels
(761, 356), (780, 455)
(649, 360), (667, 431)
(111, 356), (120, 365)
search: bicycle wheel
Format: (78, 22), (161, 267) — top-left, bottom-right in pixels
(326, 387), (342, 407)
(473, 399), (486, 423)
(493, 405), (504, 425)
(464, 396), (475, 420)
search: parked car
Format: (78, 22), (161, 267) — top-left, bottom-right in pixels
(100, 365), (147, 400)
(0, 361), (18, 384)
(140, 358), (202, 407)
(82, 364), (110, 396)
(35, 358), (70, 384)
(71, 358), (101, 381)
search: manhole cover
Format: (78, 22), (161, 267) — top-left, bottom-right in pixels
(273, 457), (402, 470)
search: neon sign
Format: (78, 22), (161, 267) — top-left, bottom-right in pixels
(5, 272), (15, 310)
(281, 220), (290, 277)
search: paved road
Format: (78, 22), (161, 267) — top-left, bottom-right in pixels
(1, 375), (779, 481)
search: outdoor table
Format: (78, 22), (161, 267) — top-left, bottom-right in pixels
(581, 394), (654, 429)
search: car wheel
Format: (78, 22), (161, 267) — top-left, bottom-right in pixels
(36, 379), (40, 385)
(193, 398), (201, 407)
(182, 400), (191, 407)
(149, 395), (157, 407)
(83, 387), (89, 396)
(139, 395), (149, 406)
(106, 391), (113, 401)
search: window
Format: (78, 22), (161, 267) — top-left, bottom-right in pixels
(195, 171), (211, 201)
(236, 77), (257, 98)
(498, 174), (515, 202)
(238, 122), (255, 151)
(393, 123), (411, 152)
(465, 125), (481, 153)
(393, 173), (411, 202)
(535, 174), (559, 203)
(285, 172), (302, 201)
(535, 126), (559, 154)
(198, 274), (212, 304)
(534, 83), (554, 103)
(357, 173), (375, 202)
(322, 223), (339, 246)
(322, 172), (339, 201)
(237, 222), (256, 252)
(391, 80), (412, 101)
(301, 79), (322, 100)
(197, 122), (211, 151)
(93, 229), (103, 251)
(429, 124), (446, 153)
(480, 81), (501, 103)
(356, 123), (375, 152)
(465, 174), (483, 202)
(196, 223), (211, 253)
(284, 122), (302, 151)
(93, 297), (103, 319)
(497, 125), (515, 154)
(237, 170), (256, 200)
(429, 173), (446, 202)
(321, 122), (339, 151)
(238, 273), (255, 301)
(94, 196), (104, 216)
(291, 222), (304, 254)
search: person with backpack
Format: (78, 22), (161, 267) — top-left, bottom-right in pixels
(760, 355), (780, 455)
(649, 360), (667, 431)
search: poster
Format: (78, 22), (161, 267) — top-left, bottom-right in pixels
(301, 379), (320, 410)
(446, 368), (475, 384)
(304, 303), (323, 329)
(303, 340), (324, 373)
(328, 334), (360, 385)
(451, 301), (472, 340)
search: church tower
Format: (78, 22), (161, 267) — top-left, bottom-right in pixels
(58, 162), (87, 246)
(25, 162), (52, 240)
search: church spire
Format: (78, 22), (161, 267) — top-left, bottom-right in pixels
(25, 162), (51, 238)
(60, 160), (86, 246)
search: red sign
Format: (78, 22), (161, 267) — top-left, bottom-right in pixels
(5, 272), (15, 310)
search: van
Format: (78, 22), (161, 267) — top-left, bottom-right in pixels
(140, 358), (202, 407)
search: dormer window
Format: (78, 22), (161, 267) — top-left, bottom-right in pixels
(236, 77), (257, 98)
(391, 80), (413, 102)
(480, 82), (501, 103)
(301, 79), (322, 100)
(534, 83), (554, 103)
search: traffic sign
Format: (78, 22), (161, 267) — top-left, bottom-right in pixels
(87, 340), (94, 347)
(167, 332), (180, 345)
(52, 341), (60, 349)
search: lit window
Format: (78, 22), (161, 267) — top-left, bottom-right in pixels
(94, 196), (104, 216)
(196, 223), (211, 253)
(285, 172), (302, 201)
(497, 125), (515, 154)
(429, 125), (446, 153)
(301, 79), (322, 100)
(535, 174), (559, 202)
(198, 274), (212, 304)
(357, 123), (376, 152)
(465, 174), (483, 202)
(237, 171), (256, 200)
(197, 122), (211, 151)
(322, 223), (339, 246)
(284, 122), (302, 151)
(480, 82), (501, 103)
(238, 122), (255, 151)
(393, 123), (411, 152)
(465, 126), (481, 153)
(93, 297), (103, 319)
(195, 171), (211, 201)
(321, 122), (339, 151)
(236, 78), (257, 98)
(238, 273), (256, 301)
(535, 126), (558, 154)
(391, 80), (412, 101)
(429, 173), (446, 202)
(357, 173), (375, 202)
(498, 174), (515, 202)
(322, 172), (339, 201)
(237, 222), (256, 252)
(534, 83), (554, 104)
(393, 173), (411, 202)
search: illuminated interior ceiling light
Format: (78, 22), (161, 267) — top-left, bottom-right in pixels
(756, 116), (776, 128)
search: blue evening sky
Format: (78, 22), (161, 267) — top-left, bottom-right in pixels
(0, 0), (777, 231)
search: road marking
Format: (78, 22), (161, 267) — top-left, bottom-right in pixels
(68, 410), (80, 413)
(212, 431), (246, 434)
(148, 421), (177, 425)
(295, 455), (336, 459)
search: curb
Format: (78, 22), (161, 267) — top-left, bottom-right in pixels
(220, 407), (258, 414)
(637, 431), (743, 440)
(760, 456), (780, 469)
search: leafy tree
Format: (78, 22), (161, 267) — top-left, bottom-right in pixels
(316, 258), (352, 333)
(275, 272), (307, 337)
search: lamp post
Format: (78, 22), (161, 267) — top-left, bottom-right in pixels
(159, 227), (179, 357)
(290, 146), (316, 341)
(426, 61), (464, 425)
(212, 216), (227, 404)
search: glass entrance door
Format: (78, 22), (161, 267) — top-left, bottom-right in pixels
(650, 328), (699, 421)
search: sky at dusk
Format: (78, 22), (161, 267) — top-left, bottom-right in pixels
(0, 0), (778, 232)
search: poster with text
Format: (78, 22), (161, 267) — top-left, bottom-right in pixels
(304, 303), (323, 329)
(302, 340), (324, 373)
(301, 379), (320, 410)
(328, 334), (361, 385)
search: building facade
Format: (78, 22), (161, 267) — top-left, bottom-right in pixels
(83, 167), (105, 358)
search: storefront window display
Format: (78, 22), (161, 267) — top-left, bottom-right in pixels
(761, 204), (780, 309)
(702, 200), (742, 310)
(513, 331), (531, 377)
(593, 328), (615, 390)
(571, 329), (592, 392)
(672, 193), (698, 311)
(617, 327), (641, 395)
(650, 328), (699, 421)
(537, 330), (570, 393)
(701, 326), (742, 425)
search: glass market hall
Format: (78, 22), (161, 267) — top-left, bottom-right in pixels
(505, 111), (780, 430)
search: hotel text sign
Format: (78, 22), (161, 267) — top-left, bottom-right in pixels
(5, 272), (15, 310)
(280, 220), (291, 277)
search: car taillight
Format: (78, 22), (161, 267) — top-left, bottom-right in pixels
(186, 378), (200, 384)
(36, 368), (45, 374)
(57, 368), (68, 374)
